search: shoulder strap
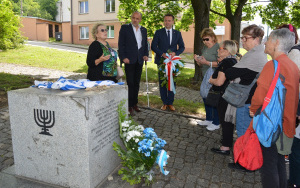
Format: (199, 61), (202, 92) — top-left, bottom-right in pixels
(289, 44), (300, 53)
(262, 60), (280, 111)
(248, 73), (260, 88)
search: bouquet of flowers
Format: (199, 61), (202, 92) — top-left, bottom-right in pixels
(113, 101), (169, 185)
(158, 50), (185, 94)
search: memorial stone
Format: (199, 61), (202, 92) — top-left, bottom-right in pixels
(8, 86), (127, 188)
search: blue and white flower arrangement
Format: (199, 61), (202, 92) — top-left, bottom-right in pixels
(113, 101), (169, 185)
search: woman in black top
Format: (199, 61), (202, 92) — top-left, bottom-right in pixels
(86, 23), (118, 82)
(208, 40), (238, 155)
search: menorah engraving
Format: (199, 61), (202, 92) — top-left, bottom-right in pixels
(34, 109), (55, 136)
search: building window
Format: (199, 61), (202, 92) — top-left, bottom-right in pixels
(107, 26), (114, 38)
(105, 0), (115, 13)
(80, 26), (89, 39)
(79, 1), (88, 14)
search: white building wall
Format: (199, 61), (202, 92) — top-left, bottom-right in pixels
(56, 0), (71, 22)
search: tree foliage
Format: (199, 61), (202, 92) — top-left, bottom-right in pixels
(9, 0), (58, 21)
(259, 0), (300, 29)
(0, 0), (25, 50)
(118, 0), (190, 37)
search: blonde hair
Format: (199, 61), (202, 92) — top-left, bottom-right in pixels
(220, 40), (238, 56)
(201, 28), (217, 43)
(91, 23), (105, 40)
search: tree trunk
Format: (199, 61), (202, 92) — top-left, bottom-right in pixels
(229, 15), (242, 43)
(191, 0), (211, 82)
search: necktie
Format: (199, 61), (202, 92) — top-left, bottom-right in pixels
(167, 30), (170, 46)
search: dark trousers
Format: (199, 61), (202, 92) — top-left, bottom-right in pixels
(217, 97), (234, 147)
(125, 62), (143, 107)
(158, 68), (175, 105)
(289, 137), (300, 186)
(260, 144), (287, 188)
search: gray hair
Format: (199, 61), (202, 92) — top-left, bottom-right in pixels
(131, 11), (142, 19)
(269, 28), (295, 53)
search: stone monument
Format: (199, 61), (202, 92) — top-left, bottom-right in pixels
(8, 86), (127, 188)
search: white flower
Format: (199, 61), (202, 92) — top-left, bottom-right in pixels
(122, 128), (127, 132)
(135, 138), (139, 143)
(125, 130), (142, 142)
(137, 125), (145, 131)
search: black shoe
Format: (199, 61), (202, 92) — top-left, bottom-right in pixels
(228, 162), (255, 173)
(211, 148), (230, 155)
(133, 105), (141, 112)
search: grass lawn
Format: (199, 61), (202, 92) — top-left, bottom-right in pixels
(0, 73), (34, 107)
(0, 45), (88, 73)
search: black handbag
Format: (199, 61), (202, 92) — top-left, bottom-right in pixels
(205, 89), (222, 107)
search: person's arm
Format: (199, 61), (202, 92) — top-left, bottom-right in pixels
(86, 42), (103, 68)
(209, 71), (226, 86)
(249, 61), (273, 115)
(118, 25), (127, 62)
(151, 30), (164, 57)
(225, 67), (250, 80)
(174, 32), (185, 56)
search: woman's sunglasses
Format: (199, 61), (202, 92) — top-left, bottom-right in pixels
(100, 29), (108, 32)
(202, 38), (209, 41)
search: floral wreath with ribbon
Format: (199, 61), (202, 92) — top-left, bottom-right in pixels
(158, 51), (185, 94)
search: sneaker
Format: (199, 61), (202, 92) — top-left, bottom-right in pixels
(206, 124), (220, 131)
(196, 120), (212, 126)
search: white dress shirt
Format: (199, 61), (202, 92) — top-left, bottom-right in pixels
(132, 24), (142, 49)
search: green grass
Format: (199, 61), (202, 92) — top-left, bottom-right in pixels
(0, 72), (34, 92)
(139, 95), (205, 116)
(0, 45), (88, 73)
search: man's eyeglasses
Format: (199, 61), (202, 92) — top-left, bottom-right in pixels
(219, 47), (227, 50)
(240, 36), (254, 42)
(202, 38), (209, 41)
(100, 29), (108, 32)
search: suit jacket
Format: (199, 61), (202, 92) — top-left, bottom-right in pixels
(118, 23), (148, 64)
(151, 28), (185, 65)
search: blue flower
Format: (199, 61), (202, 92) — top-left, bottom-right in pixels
(143, 128), (157, 139)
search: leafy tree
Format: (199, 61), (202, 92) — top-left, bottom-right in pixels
(0, 0), (25, 50)
(9, 0), (58, 20)
(259, 0), (300, 29)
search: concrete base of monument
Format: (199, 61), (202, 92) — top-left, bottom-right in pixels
(0, 165), (131, 188)
(7, 86), (128, 188)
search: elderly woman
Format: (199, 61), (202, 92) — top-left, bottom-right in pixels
(226, 25), (267, 138)
(86, 23), (118, 82)
(194, 28), (220, 131)
(277, 24), (300, 188)
(208, 40), (238, 155)
(249, 28), (299, 188)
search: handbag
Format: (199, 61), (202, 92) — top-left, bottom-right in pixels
(222, 74), (259, 108)
(205, 88), (221, 107)
(233, 129), (263, 171)
(200, 65), (214, 98)
(116, 66), (124, 80)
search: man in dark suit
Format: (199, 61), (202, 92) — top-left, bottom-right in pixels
(151, 14), (185, 111)
(118, 11), (149, 116)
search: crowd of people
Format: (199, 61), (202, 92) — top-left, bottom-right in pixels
(85, 11), (300, 188)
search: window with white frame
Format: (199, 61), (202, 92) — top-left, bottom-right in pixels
(105, 0), (115, 13)
(80, 26), (89, 39)
(79, 1), (88, 14)
(107, 26), (114, 38)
